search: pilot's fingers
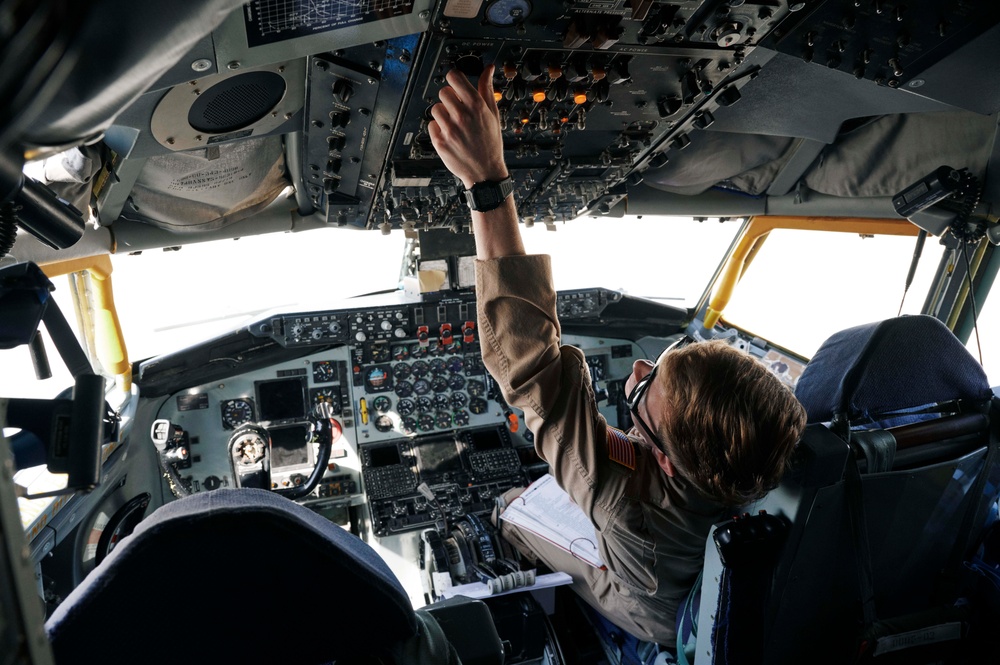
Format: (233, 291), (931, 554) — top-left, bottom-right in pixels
(478, 65), (499, 120)
(428, 101), (453, 130)
(437, 85), (465, 115)
(445, 67), (479, 101)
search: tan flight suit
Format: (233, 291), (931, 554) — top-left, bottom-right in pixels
(476, 255), (727, 645)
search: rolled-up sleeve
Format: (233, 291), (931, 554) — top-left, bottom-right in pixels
(476, 255), (609, 523)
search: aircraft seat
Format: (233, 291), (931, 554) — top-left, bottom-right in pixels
(45, 487), (502, 664)
(688, 315), (1000, 664)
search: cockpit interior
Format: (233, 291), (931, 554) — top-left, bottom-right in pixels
(3, 1), (1000, 663)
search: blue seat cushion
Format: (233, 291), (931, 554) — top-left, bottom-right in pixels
(46, 488), (417, 664)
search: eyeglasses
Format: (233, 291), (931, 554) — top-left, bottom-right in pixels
(626, 336), (693, 455)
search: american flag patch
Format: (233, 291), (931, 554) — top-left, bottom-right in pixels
(606, 427), (636, 470)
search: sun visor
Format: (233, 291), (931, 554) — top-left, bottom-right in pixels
(804, 111), (997, 199)
(121, 136), (289, 233)
(641, 131), (796, 196)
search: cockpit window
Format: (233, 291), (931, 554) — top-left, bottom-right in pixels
(110, 217), (737, 361)
(521, 215), (741, 307)
(111, 229), (407, 361)
(722, 229), (945, 359)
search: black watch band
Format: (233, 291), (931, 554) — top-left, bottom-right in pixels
(462, 176), (514, 212)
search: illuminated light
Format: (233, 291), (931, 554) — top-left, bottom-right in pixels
(532, 90), (547, 103)
(573, 92), (588, 105)
(560, 116), (569, 123)
(494, 91), (503, 102)
(521, 116), (530, 124)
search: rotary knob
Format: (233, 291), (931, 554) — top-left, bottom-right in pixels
(290, 324), (304, 337)
(356, 331), (367, 343)
(381, 320), (393, 331)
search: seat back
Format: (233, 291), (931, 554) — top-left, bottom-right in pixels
(694, 316), (1000, 664)
(45, 487), (418, 664)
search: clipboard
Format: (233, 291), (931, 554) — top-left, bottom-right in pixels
(499, 474), (606, 570)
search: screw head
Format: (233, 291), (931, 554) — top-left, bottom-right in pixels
(227, 61), (241, 70)
(191, 58), (212, 72)
(907, 78), (926, 88)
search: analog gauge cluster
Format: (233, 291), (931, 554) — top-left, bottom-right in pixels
(355, 340), (503, 441)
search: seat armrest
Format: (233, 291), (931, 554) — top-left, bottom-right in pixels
(424, 596), (505, 665)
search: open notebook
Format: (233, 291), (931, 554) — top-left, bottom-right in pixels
(498, 473), (605, 570)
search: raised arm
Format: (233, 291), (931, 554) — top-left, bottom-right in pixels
(427, 65), (524, 260)
(427, 67), (611, 522)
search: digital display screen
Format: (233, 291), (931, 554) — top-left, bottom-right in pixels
(470, 428), (503, 451)
(369, 445), (401, 467)
(270, 424), (312, 470)
(416, 439), (463, 474)
(256, 378), (307, 421)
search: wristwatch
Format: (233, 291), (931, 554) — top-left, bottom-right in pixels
(462, 176), (514, 212)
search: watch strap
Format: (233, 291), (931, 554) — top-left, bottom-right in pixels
(463, 177), (514, 212)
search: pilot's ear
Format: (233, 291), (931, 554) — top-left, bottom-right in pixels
(652, 446), (676, 477)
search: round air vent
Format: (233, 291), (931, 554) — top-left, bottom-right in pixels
(188, 71), (286, 134)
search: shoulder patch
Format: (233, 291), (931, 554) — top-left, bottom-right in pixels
(605, 427), (636, 470)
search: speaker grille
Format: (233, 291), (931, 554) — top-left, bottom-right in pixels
(188, 71), (287, 134)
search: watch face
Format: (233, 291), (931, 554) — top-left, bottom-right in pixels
(467, 178), (512, 211)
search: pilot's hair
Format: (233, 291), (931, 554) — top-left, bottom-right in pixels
(655, 340), (806, 506)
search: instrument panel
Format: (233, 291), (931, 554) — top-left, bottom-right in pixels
(150, 287), (646, 537)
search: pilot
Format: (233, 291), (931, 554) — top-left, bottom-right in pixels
(427, 66), (806, 659)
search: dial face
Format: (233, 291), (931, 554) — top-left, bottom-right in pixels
(312, 387), (339, 409)
(418, 414), (436, 432)
(397, 398), (416, 416)
(402, 417), (418, 435)
(468, 380), (486, 397)
(451, 392), (468, 409)
(395, 380), (413, 398)
(392, 345), (410, 361)
(433, 394), (451, 410)
(448, 356), (465, 373)
(486, 0), (531, 26)
(436, 411), (453, 429)
(411, 360), (429, 377)
(410, 343), (428, 358)
(416, 395), (433, 413)
(429, 358), (447, 375)
(374, 414), (395, 433)
(371, 342), (391, 362)
(372, 395), (392, 413)
(431, 376), (449, 393)
(392, 362), (412, 380)
(448, 374), (466, 391)
(312, 361), (337, 383)
(454, 410), (470, 427)
(365, 366), (392, 391)
(413, 378), (431, 395)
(221, 399), (254, 429)
(469, 397), (488, 415)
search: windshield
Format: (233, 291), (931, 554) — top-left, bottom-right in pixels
(110, 216), (741, 360)
(723, 229), (946, 359)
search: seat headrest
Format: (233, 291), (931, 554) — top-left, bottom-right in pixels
(46, 488), (417, 664)
(795, 315), (991, 424)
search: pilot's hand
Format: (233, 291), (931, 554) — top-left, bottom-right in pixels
(428, 65), (508, 190)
